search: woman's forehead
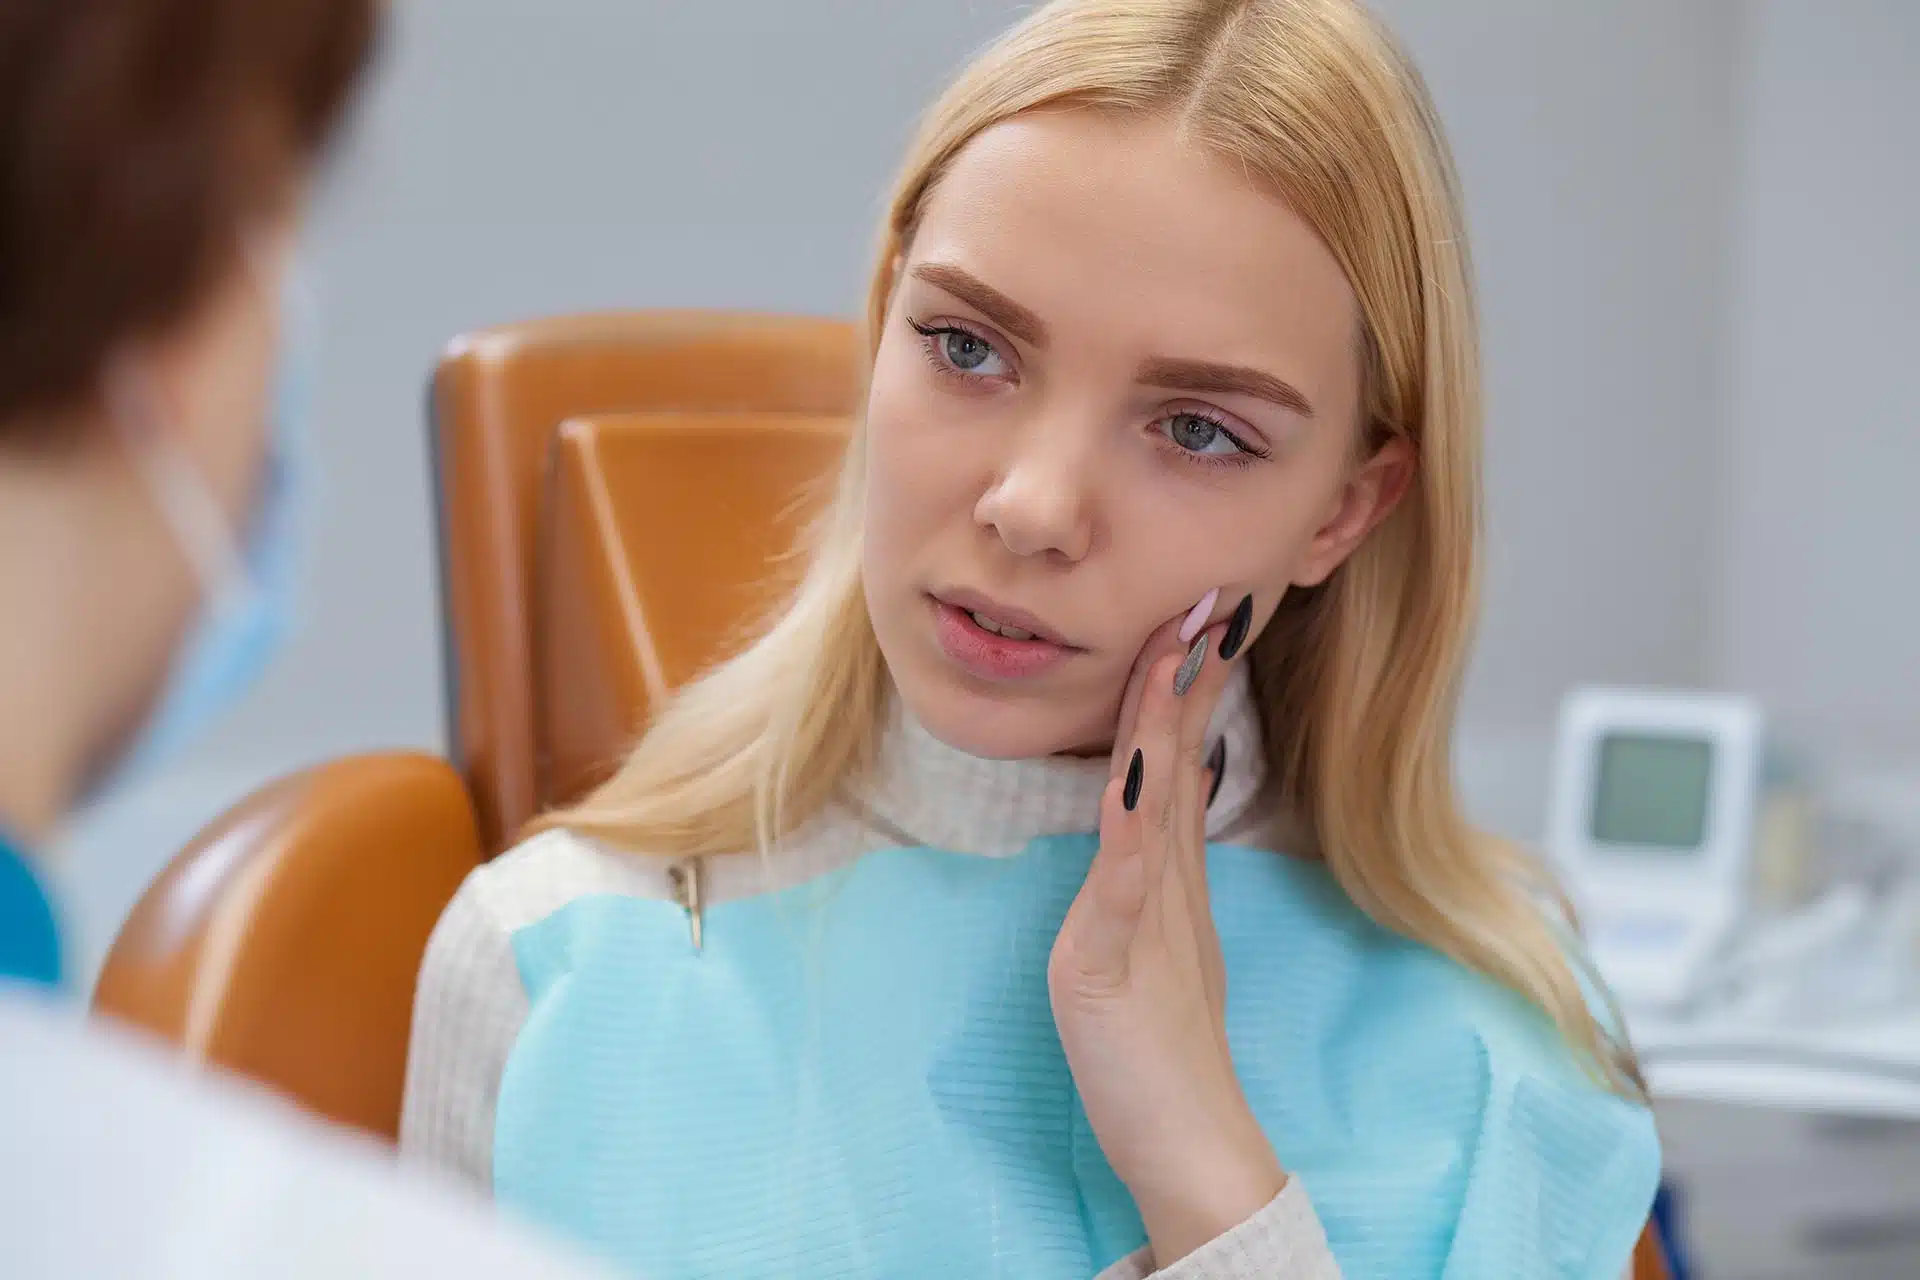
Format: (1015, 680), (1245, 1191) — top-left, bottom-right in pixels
(907, 110), (1361, 404)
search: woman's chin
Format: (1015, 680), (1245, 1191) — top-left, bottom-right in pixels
(892, 666), (1111, 762)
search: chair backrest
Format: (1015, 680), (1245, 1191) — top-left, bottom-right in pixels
(538, 410), (850, 806)
(432, 311), (862, 850)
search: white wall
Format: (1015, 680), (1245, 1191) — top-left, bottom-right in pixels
(1377, 0), (1747, 839)
(1712, 0), (1920, 764)
(1379, 0), (1742, 728)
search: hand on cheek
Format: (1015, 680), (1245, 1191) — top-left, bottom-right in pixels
(1048, 589), (1287, 1268)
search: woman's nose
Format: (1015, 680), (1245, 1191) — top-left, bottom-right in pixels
(972, 426), (1096, 562)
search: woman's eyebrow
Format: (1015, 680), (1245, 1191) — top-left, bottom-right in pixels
(1137, 356), (1317, 418)
(909, 262), (1049, 347)
(906, 263), (1315, 418)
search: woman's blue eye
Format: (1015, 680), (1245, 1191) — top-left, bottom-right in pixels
(1164, 412), (1244, 457)
(940, 330), (994, 371)
(909, 318), (1011, 379)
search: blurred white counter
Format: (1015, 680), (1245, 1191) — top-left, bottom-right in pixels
(1638, 1011), (1920, 1119)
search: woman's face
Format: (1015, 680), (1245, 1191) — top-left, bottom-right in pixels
(862, 110), (1409, 758)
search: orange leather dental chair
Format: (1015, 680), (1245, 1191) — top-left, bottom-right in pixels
(91, 310), (859, 1142)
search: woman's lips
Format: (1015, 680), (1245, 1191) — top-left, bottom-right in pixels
(929, 596), (1077, 680)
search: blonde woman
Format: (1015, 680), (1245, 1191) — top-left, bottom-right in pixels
(403, 1), (1661, 1275)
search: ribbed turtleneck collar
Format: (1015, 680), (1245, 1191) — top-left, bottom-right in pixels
(856, 665), (1268, 856)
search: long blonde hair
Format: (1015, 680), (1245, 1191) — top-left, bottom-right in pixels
(545, 0), (1637, 1095)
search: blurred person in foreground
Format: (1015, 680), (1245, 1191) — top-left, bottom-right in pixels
(0, 3), (609, 1275)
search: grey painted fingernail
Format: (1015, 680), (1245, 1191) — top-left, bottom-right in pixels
(1123, 748), (1144, 812)
(1207, 738), (1226, 807)
(1219, 594), (1254, 661)
(1172, 633), (1208, 696)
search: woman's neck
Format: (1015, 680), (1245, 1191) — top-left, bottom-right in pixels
(853, 664), (1270, 857)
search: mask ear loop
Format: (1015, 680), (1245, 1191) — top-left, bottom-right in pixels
(104, 355), (255, 614)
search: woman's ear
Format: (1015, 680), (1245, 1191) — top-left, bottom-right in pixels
(1293, 434), (1415, 588)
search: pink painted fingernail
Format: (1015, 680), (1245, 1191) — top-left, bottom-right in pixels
(1179, 587), (1220, 644)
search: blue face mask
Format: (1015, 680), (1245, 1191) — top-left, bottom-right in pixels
(93, 263), (318, 797)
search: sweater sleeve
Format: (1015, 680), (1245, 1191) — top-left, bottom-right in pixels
(1094, 1180), (1342, 1280)
(399, 872), (530, 1192)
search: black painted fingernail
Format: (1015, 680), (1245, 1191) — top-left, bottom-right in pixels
(1123, 748), (1144, 812)
(1207, 738), (1227, 807)
(1172, 634), (1208, 696)
(1219, 594), (1254, 661)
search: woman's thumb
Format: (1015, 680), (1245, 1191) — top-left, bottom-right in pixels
(1055, 780), (1144, 993)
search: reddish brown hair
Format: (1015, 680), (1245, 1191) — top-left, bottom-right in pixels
(0, 0), (378, 438)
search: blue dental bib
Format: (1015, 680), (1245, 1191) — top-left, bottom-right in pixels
(494, 837), (1658, 1278)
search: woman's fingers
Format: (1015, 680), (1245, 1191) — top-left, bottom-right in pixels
(1110, 614), (1191, 783)
(1190, 612), (1246, 1003)
(1110, 631), (1214, 988)
(1082, 591), (1254, 992)
(1162, 613), (1238, 878)
(1064, 777), (1151, 986)
(1175, 595), (1249, 757)
(1129, 649), (1188, 875)
(1163, 603), (1249, 1014)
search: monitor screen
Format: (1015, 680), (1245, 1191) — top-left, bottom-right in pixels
(1590, 732), (1714, 850)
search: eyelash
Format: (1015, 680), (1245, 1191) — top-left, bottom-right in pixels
(907, 316), (1003, 387)
(906, 315), (1270, 471)
(1159, 408), (1270, 470)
